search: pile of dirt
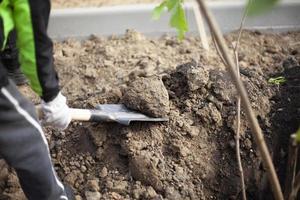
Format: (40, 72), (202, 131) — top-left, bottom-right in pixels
(1, 30), (300, 199)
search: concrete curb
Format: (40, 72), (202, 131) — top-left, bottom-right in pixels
(48, 0), (300, 40)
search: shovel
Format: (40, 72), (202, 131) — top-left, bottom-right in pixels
(37, 104), (168, 126)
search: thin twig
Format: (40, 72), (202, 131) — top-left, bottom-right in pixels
(195, 0), (284, 199)
(234, 6), (249, 53)
(290, 170), (300, 199)
(233, 2), (251, 199)
(212, 32), (227, 66)
(192, 1), (209, 50)
(234, 52), (247, 200)
(284, 134), (299, 200)
(289, 42), (300, 47)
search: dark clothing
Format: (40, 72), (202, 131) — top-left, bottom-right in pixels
(0, 79), (67, 200)
(0, 0), (68, 199)
(0, 30), (19, 71)
(0, 0), (59, 102)
(0, 30), (28, 86)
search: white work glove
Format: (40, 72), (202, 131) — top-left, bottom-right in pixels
(41, 92), (71, 130)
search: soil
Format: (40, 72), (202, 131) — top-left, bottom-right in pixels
(1, 30), (300, 200)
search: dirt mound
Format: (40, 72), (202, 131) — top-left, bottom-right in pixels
(2, 30), (300, 199)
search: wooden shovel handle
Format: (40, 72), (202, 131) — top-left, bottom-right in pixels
(36, 106), (112, 122)
(69, 108), (93, 121)
(35, 105), (43, 119)
(35, 106), (93, 121)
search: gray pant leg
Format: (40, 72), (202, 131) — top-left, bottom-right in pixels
(0, 81), (68, 200)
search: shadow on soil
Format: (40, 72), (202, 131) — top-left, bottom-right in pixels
(263, 65), (300, 199)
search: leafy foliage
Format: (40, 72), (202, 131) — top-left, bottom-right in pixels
(152, 0), (188, 39)
(295, 128), (300, 143)
(247, 0), (280, 16)
(152, 0), (280, 39)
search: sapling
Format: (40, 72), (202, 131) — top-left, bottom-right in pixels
(286, 131), (300, 200)
(152, 0), (281, 39)
(153, 0), (284, 199)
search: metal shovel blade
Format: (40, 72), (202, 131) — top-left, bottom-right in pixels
(92, 104), (168, 125)
(36, 104), (168, 126)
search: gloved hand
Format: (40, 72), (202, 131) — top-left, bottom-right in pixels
(41, 92), (71, 130)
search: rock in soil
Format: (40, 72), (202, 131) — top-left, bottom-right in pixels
(121, 76), (170, 117)
(85, 191), (101, 200)
(129, 150), (164, 191)
(175, 61), (209, 92)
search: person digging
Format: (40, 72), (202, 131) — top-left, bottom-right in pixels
(0, 0), (74, 199)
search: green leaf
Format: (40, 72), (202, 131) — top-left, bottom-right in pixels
(268, 76), (286, 85)
(166, 0), (179, 11)
(169, 2), (188, 40)
(152, 0), (188, 40)
(152, 1), (167, 20)
(152, 0), (179, 19)
(247, 0), (279, 16)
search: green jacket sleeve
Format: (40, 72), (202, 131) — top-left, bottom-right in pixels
(12, 0), (60, 102)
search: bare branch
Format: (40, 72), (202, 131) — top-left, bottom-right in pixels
(233, 2), (251, 199)
(234, 51), (246, 200)
(290, 170), (300, 199)
(194, 0), (284, 199)
(212, 32), (227, 66)
(285, 134), (299, 200)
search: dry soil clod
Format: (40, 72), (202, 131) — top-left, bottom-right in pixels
(121, 76), (170, 118)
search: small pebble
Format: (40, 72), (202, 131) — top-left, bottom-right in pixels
(100, 167), (108, 178)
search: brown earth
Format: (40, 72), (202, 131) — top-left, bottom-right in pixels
(1, 30), (300, 199)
